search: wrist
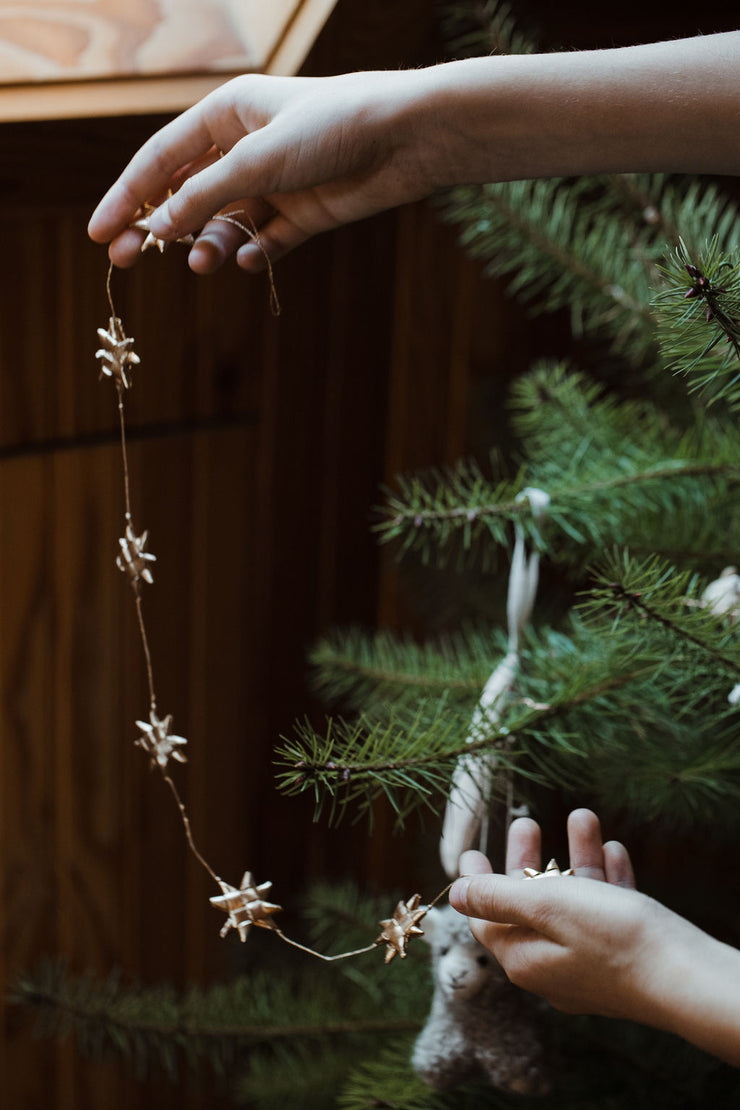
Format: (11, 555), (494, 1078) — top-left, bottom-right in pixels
(632, 907), (740, 1065)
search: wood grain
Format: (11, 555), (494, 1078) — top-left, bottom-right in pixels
(0, 0), (339, 120)
(0, 3), (487, 1105)
(0, 0), (279, 83)
(0, 86), (482, 1110)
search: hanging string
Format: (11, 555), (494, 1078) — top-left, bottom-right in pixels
(212, 211), (281, 317)
(99, 253), (451, 964)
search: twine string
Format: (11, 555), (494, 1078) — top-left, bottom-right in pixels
(101, 256), (452, 964)
(211, 211), (281, 317)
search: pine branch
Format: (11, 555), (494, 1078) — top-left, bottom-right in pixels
(309, 625), (499, 715)
(594, 175), (740, 270)
(584, 552), (740, 674)
(12, 956), (424, 1084)
(377, 365), (740, 569)
(276, 643), (667, 828)
(238, 1042), (367, 1110)
(437, 179), (657, 366)
(338, 1041), (449, 1110)
(653, 237), (740, 407)
(438, 0), (538, 59)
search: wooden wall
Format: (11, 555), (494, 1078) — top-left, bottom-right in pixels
(4, 1), (737, 1106)
(0, 2), (482, 1106)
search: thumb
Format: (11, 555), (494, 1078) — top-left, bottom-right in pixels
(450, 872), (582, 940)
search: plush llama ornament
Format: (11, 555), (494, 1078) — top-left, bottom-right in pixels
(411, 904), (551, 1094)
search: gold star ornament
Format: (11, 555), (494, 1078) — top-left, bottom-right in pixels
(96, 316), (140, 389)
(117, 523), (156, 585)
(210, 872), (282, 942)
(131, 198), (195, 254)
(135, 709), (187, 770)
(523, 858), (575, 879)
(376, 893), (428, 963)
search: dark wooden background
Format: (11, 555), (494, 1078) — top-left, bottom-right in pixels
(2, 1), (738, 1107)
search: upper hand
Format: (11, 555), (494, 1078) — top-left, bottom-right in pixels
(87, 70), (438, 273)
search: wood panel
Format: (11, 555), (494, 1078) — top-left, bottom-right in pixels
(0, 97), (478, 1110)
(0, 0), (339, 120)
(0, 3), (488, 1106)
(0, 0), (330, 82)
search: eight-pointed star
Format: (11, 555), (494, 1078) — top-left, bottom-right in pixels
(135, 709), (187, 771)
(210, 872), (282, 942)
(117, 523), (156, 585)
(377, 893), (427, 963)
(523, 858), (575, 879)
(96, 316), (140, 389)
(131, 198), (195, 254)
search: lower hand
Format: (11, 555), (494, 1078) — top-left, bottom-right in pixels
(450, 809), (677, 1022)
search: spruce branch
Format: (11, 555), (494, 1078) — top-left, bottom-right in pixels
(238, 1042), (373, 1110)
(583, 551), (740, 675)
(439, 0), (537, 59)
(653, 237), (740, 407)
(309, 625), (505, 716)
(377, 381), (740, 571)
(438, 178), (657, 365)
(276, 641), (672, 828)
(338, 1040), (448, 1110)
(12, 950), (425, 1088)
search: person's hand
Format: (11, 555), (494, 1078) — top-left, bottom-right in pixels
(88, 33), (740, 274)
(87, 69), (443, 274)
(450, 809), (686, 1024)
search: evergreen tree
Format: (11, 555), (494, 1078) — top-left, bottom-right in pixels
(14, 2), (740, 1105)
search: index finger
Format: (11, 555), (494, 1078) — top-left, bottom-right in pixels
(88, 84), (246, 242)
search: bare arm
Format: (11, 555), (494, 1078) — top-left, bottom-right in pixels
(88, 32), (740, 272)
(451, 811), (740, 1067)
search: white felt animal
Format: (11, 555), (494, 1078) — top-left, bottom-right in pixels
(411, 904), (551, 1094)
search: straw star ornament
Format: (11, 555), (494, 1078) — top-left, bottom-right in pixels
(135, 710), (187, 771)
(210, 872), (282, 942)
(95, 250), (454, 965)
(96, 316), (140, 389)
(377, 894), (428, 963)
(523, 859), (574, 879)
(131, 198), (194, 254)
(117, 524), (156, 586)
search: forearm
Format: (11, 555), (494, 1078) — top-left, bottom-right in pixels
(647, 920), (740, 1066)
(406, 32), (740, 187)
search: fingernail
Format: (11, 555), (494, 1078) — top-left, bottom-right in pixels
(149, 203), (174, 236)
(449, 877), (470, 907)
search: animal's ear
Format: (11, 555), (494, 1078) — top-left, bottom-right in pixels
(420, 905), (441, 945)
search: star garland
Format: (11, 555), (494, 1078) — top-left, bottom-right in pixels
(96, 214), (452, 964)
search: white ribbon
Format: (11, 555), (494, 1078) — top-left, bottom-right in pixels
(439, 488), (550, 878)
